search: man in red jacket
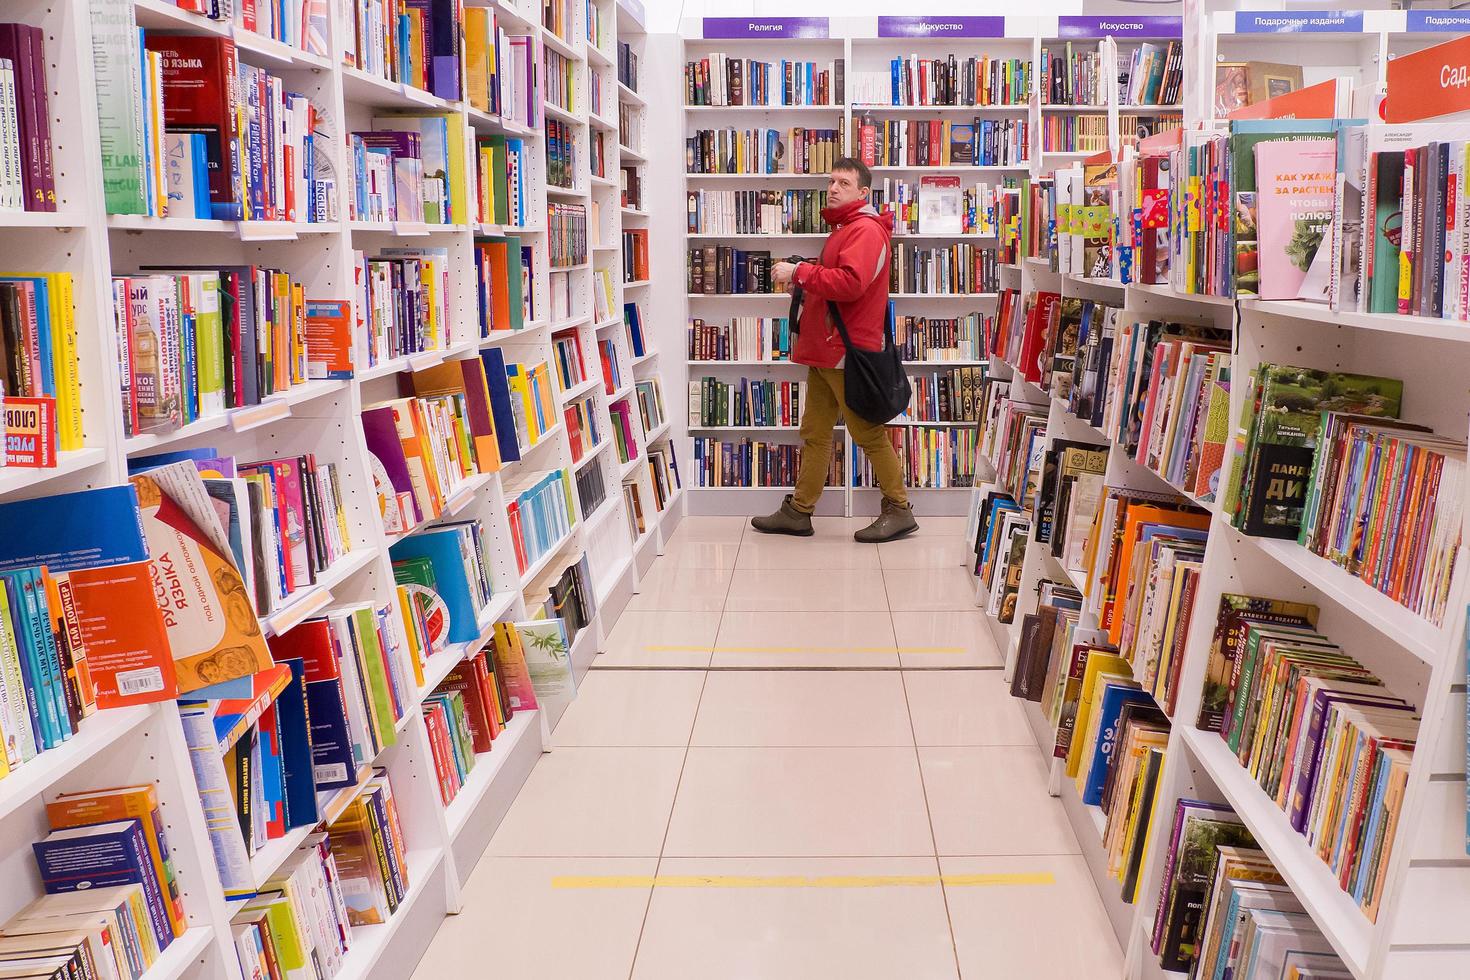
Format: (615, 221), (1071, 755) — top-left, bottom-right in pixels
(751, 158), (917, 542)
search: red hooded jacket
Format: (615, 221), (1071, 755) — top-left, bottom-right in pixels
(791, 199), (894, 369)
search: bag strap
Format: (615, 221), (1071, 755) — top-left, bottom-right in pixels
(826, 300), (894, 350)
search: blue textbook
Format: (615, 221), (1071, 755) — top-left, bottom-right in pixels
(0, 485), (148, 573)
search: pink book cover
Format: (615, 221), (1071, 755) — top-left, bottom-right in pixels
(1254, 139), (1337, 301)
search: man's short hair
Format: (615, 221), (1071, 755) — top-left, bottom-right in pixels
(832, 157), (871, 190)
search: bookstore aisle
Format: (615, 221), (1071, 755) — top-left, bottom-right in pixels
(410, 515), (1123, 979)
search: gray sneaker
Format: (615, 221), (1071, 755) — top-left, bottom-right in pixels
(751, 494), (815, 536)
(855, 499), (918, 543)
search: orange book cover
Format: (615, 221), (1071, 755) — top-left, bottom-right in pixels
(1104, 504), (1211, 645)
(409, 362), (500, 474)
(63, 562), (178, 707)
(46, 784), (187, 938)
(383, 397), (445, 517)
(483, 239), (514, 331)
(304, 300), (354, 380)
(130, 465), (274, 693)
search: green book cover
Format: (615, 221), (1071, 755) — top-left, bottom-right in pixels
(88, 0), (147, 214)
(1368, 151), (1406, 314)
(1237, 365), (1402, 539)
(350, 606), (399, 748)
(196, 275), (225, 417)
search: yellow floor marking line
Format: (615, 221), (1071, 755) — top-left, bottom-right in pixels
(551, 873), (1055, 890)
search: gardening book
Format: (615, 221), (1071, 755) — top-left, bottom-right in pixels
(1254, 139), (1337, 301)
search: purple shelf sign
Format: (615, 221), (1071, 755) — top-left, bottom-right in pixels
(1056, 16), (1183, 39)
(876, 16), (1006, 39)
(1233, 10), (1364, 33)
(701, 17), (830, 39)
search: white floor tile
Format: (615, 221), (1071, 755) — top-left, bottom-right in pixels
(903, 671), (1033, 746)
(412, 857), (656, 980)
(632, 857), (958, 980)
(877, 534), (971, 569)
(892, 610), (1003, 668)
(723, 567), (889, 612)
(712, 609), (899, 667)
(552, 670), (707, 747)
(882, 567), (982, 611)
(919, 746), (1080, 857)
(692, 670), (912, 747)
(657, 537), (743, 569)
(942, 855), (1124, 980)
(594, 610), (719, 667)
(736, 534), (881, 569)
(488, 747), (686, 856)
(664, 516), (747, 543)
(626, 565), (733, 612)
(663, 746), (934, 857)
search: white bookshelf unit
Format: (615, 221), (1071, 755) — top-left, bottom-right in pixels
(667, 15), (1190, 519)
(0, 0), (677, 976)
(969, 9), (1470, 980)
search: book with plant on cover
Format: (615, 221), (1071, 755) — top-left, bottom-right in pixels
(515, 618), (575, 717)
(1254, 139), (1337, 301)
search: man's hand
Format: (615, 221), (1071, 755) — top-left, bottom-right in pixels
(772, 261), (799, 287)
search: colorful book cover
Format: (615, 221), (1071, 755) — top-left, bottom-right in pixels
(129, 462), (272, 692)
(304, 300), (353, 380)
(33, 819), (174, 951)
(0, 485), (148, 574)
(490, 621), (538, 711)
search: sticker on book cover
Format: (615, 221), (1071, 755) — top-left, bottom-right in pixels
(117, 666), (167, 696)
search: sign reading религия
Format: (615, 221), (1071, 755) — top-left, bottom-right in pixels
(702, 17), (830, 39)
(1233, 10), (1364, 33)
(1055, 16), (1182, 38)
(876, 17), (1005, 39)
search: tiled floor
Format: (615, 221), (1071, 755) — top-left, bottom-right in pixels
(412, 516), (1124, 980)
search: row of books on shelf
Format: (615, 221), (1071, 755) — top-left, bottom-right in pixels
(1221, 364), (1462, 625)
(686, 246), (778, 296)
(503, 468), (577, 575)
(161, 0), (332, 53)
(545, 47), (577, 115)
(541, 0), (575, 44)
(619, 162), (641, 209)
(1118, 40), (1183, 108)
(643, 445), (680, 513)
(597, 337), (624, 392)
(1040, 115), (1109, 154)
(890, 243), (999, 295)
(685, 188), (829, 236)
(0, 24), (54, 213)
(473, 236), (534, 335)
(687, 316), (792, 362)
(859, 55), (1030, 109)
(354, 249), (452, 370)
(1039, 42), (1104, 108)
(853, 116), (1029, 169)
(634, 378), (665, 435)
(617, 41), (639, 93)
(624, 303), (649, 357)
(546, 118), (577, 190)
(899, 366), (985, 423)
(621, 451), (679, 543)
(893, 312), (990, 362)
(685, 128), (844, 176)
(622, 229), (650, 283)
(691, 437), (842, 489)
(552, 326), (591, 391)
(873, 177), (1004, 237)
(851, 426), (981, 488)
(548, 202), (588, 267)
(96, 32), (336, 221)
(688, 377), (802, 429)
(683, 55), (843, 108)
(476, 134), (530, 229)
(348, 114), (468, 225)
(572, 415), (605, 476)
(607, 399), (641, 465)
(0, 272), (81, 468)
(344, 0), (463, 101)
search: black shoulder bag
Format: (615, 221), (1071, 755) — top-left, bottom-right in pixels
(825, 300), (911, 425)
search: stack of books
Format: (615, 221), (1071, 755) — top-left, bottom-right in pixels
(474, 236), (532, 334)
(350, 114), (466, 225)
(549, 202), (588, 267)
(646, 445), (681, 510)
(546, 118), (577, 189)
(476, 134), (528, 227)
(346, 0), (462, 99)
(635, 379), (665, 433)
(524, 554), (598, 645)
(608, 398), (641, 464)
